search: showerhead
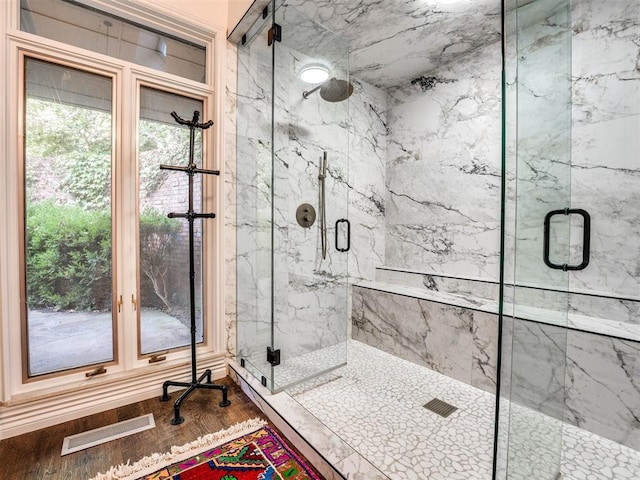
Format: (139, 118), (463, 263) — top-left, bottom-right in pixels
(320, 78), (354, 102)
(303, 77), (354, 102)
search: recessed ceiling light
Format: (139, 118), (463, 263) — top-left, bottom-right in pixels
(300, 64), (329, 84)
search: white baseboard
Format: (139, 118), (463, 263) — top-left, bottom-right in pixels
(0, 356), (227, 439)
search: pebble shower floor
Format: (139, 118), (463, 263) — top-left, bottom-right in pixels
(275, 340), (640, 480)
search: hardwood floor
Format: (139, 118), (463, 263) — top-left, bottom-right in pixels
(0, 377), (280, 480)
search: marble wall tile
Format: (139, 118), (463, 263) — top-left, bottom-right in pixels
(352, 285), (500, 392)
(271, 41), (351, 364)
(347, 78), (387, 283)
(509, 320), (567, 421)
(235, 32), (276, 363)
(565, 330), (640, 450)
(569, 0), (640, 302)
(231, 0), (640, 461)
(508, 0), (640, 309)
(384, 40), (503, 282)
(235, 4), (391, 374)
(472, 310), (498, 392)
(351, 286), (470, 385)
(501, 3), (640, 457)
(505, 0), (573, 297)
(503, 314), (640, 450)
(235, 20), (363, 373)
(570, 115), (640, 301)
(224, 41), (238, 358)
(375, 267), (500, 302)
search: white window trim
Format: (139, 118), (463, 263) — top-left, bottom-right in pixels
(0, 0), (229, 439)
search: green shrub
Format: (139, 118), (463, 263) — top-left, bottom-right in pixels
(139, 208), (183, 312)
(26, 203), (181, 312)
(26, 201), (112, 311)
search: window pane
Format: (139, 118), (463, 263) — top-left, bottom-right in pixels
(20, 0), (206, 83)
(138, 86), (205, 355)
(25, 58), (114, 376)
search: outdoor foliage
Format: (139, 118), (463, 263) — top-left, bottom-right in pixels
(25, 97), (193, 313)
(26, 99), (112, 210)
(139, 208), (183, 313)
(25, 98), (193, 209)
(27, 202), (182, 312)
(26, 201), (112, 311)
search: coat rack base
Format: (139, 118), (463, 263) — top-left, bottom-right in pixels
(160, 369), (231, 425)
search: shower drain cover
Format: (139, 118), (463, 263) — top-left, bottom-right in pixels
(423, 398), (458, 417)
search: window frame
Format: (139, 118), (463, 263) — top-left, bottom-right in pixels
(19, 51), (121, 382)
(131, 76), (216, 365)
(0, 0), (227, 434)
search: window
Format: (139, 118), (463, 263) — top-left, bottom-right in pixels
(138, 86), (205, 355)
(5, 0), (218, 387)
(24, 58), (115, 376)
(20, 0), (206, 82)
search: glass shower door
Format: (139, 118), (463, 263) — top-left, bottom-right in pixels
(498, 0), (572, 477)
(270, 2), (350, 391)
(236, 1), (349, 392)
(236, 9), (276, 387)
(500, 0), (640, 478)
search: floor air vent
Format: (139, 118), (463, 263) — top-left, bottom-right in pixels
(61, 413), (155, 456)
(423, 398), (458, 418)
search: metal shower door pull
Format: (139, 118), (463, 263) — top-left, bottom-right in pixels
(335, 218), (350, 252)
(543, 208), (591, 271)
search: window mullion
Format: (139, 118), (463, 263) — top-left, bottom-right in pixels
(116, 65), (140, 371)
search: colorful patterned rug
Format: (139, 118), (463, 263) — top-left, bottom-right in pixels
(90, 418), (322, 480)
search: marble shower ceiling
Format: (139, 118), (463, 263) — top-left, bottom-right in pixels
(287, 0), (502, 89)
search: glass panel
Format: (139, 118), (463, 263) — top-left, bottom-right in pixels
(138, 86), (204, 355)
(562, 0), (640, 477)
(271, 2), (349, 391)
(499, 0), (572, 478)
(235, 8), (275, 387)
(20, 0), (206, 83)
(24, 58), (114, 376)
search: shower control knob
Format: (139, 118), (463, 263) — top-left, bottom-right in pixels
(296, 203), (316, 228)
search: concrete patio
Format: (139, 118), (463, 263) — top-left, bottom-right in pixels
(28, 309), (192, 375)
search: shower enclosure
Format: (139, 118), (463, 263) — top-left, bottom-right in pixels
(233, 0), (640, 478)
(235, 1), (350, 392)
(499, 0), (640, 478)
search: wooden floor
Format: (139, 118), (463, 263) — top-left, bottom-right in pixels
(0, 377), (289, 480)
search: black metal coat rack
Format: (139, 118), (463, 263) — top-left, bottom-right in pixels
(160, 110), (230, 425)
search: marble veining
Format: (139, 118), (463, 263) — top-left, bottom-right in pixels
(224, 41), (239, 357)
(352, 284), (498, 392)
(235, 8), (389, 384)
(384, 39), (502, 281)
(355, 280), (640, 449)
(508, 0), (640, 303)
(231, 1), (640, 478)
(284, 0), (501, 89)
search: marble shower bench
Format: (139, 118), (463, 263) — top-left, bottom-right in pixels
(351, 273), (640, 451)
(351, 279), (500, 394)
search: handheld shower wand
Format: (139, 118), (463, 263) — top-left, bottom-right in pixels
(319, 151), (327, 260)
